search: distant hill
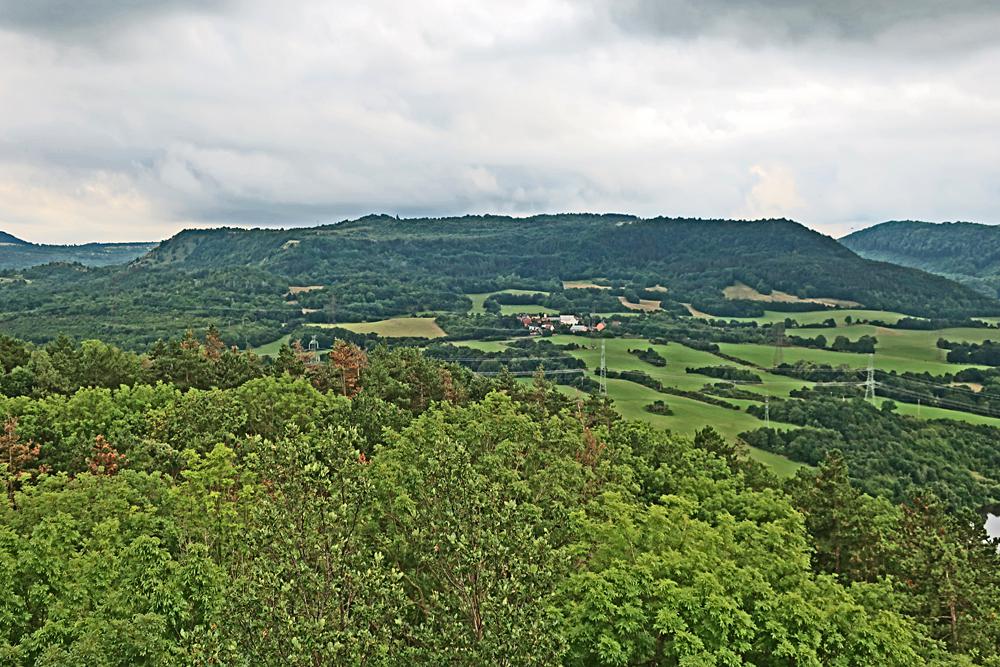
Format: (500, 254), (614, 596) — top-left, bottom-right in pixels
(0, 231), (156, 270)
(842, 221), (1000, 297)
(1, 214), (997, 348)
(0, 231), (29, 245)
(138, 214), (996, 317)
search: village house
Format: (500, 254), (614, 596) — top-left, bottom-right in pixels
(514, 312), (597, 334)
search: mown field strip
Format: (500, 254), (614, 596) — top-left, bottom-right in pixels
(466, 289), (550, 314)
(318, 317), (447, 338)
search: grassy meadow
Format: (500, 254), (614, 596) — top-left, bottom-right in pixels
(466, 289), (550, 314)
(540, 374), (806, 477)
(253, 333), (292, 356)
(472, 334), (807, 475)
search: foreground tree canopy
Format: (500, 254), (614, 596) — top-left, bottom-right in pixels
(0, 331), (998, 665)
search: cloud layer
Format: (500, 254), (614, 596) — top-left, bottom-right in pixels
(1, 0), (999, 242)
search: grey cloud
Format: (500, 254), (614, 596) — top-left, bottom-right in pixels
(1, 0), (999, 243)
(0, 0), (233, 38)
(602, 0), (1000, 42)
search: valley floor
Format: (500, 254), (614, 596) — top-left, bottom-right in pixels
(255, 305), (1000, 478)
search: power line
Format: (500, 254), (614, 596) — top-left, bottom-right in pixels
(877, 384), (1000, 419)
(875, 371), (1000, 402)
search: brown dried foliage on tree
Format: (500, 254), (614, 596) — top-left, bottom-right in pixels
(180, 329), (201, 352)
(328, 340), (368, 397)
(203, 326), (226, 361)
(88, 434), (127, 475)
(1, 417), (41, 501)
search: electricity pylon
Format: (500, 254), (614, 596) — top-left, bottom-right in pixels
(772, 322), (785, 367)
(864, 354), (876, 401)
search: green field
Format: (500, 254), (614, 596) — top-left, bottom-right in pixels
(470, 335), (806, 476)
(879, 397), (1000, 428)
(547, 322), (1000, 467)
(715, 322), (1000, 375)
(317, 317), (447, 338)
(551, 335), (813, 399)
(693, 308), (912, 326)
(499, 303), (556, 316)
(457, 325), (1000, 436)
(539, 376), (805, 477)
(466, 289), (549, 314)
(448, 339), (514, 353)
(253, 334), (292, 357)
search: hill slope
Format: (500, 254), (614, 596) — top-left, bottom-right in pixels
(141, 214), (997, 316)
(842, 220), (1000, 297)
(0, 231), (29, 245)
(1, 214), (996, 348)
(0, 231), (156, 269)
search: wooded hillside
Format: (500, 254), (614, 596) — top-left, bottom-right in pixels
(2, 215), (996, 349)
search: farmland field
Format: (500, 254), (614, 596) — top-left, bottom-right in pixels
(498, 303), (555, 315)
(446, 304), (1000, 476)
(544, 375), (806, 477)
(466, 289), (549, 314)
(549, 335), (812, 399)
(448, 339), (513, 353)
(618, 296), (661, 311)
(460, 334), (807, 475)
(883, 398), (1000, 427)
(317, 317), (446, 338)
(722, 281), (861, 308)
(718, 322), (1000, 375)
(562, 279), (610, 289)
(691, 308), (912, 326)
(261, 303), (1000, 474)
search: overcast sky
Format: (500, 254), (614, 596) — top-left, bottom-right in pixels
(1, 0), (999, 243)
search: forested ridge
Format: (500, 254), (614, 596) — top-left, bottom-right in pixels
(0, 231), (154, 270)
(0, 330), (998, 664)
(843, 220), (1000, 297)
(1, 214), (996, 349)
